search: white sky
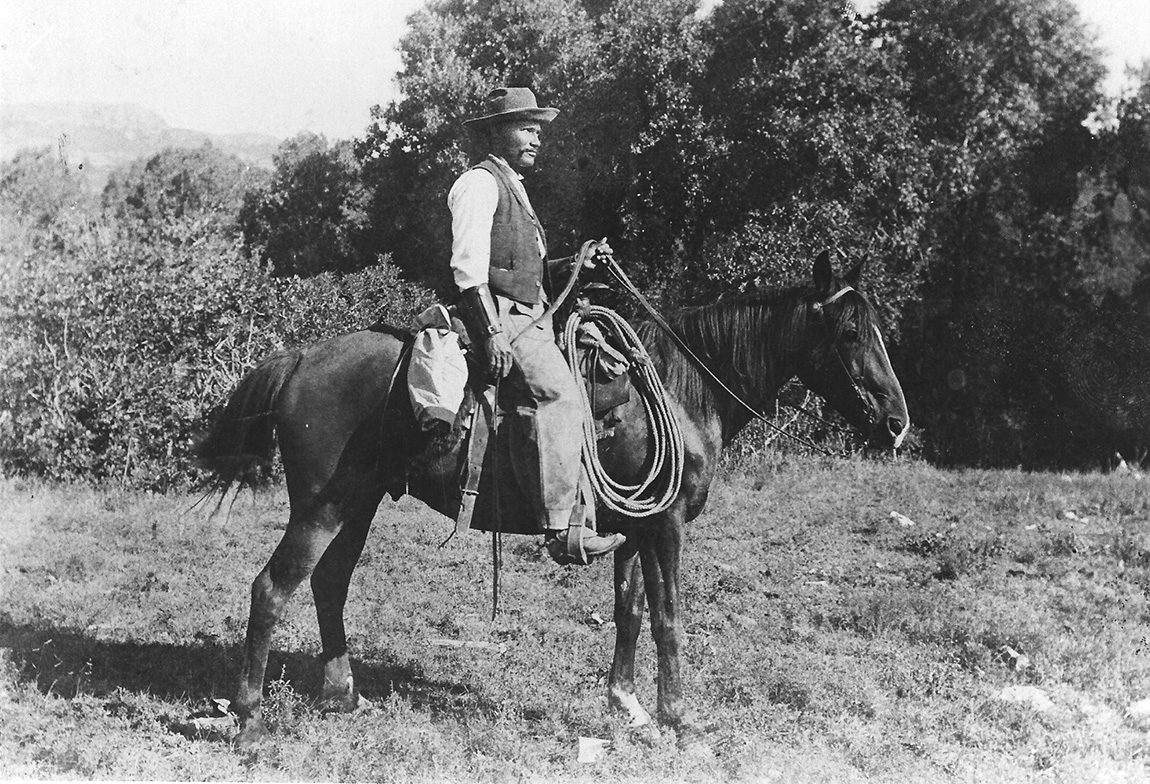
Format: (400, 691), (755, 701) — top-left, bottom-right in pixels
(1, 0), (1147, 140)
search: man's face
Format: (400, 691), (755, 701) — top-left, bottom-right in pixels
(490, 120), (542, 173)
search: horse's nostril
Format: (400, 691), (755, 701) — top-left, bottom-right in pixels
(886, 416), (903, 437)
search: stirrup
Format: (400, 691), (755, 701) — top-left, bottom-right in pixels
(546, 525), (591, 566)
(545, 505), (624, 565)
(544, 503), (587, 566)
(566, 503), (588, 564)
(566, 527), (590, 566)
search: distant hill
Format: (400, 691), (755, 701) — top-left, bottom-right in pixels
(0, 102), (280, 189)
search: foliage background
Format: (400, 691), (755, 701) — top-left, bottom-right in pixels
(3, 0), (1150, 486)
(0, 147), (432, 488)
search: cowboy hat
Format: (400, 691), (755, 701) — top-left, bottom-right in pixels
(463, 87), (559, 127)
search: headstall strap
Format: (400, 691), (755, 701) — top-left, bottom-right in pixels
(816, 285), (874, 426)
(822, 285), (854, 307)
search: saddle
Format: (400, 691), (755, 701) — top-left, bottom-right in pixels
(401, 306), (632, 537)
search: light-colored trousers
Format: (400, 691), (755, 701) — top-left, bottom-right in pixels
(497, 296), (583, 531)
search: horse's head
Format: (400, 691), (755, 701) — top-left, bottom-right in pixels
(791, 251), (909, 450)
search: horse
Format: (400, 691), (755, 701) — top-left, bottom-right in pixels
(195, 250), (909, 748)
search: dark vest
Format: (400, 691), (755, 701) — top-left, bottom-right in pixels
(474, 158), (547, 304)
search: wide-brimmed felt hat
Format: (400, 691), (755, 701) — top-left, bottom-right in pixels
(463, 87), (559, 127)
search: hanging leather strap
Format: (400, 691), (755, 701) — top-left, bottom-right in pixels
(454, 386), (496, 535)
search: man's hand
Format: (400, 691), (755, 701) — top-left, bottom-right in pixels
(584, 237), (614, 271)
(484, 331), (514, 379)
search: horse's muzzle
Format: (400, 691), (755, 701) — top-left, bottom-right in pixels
(862, 389), (909, 450)
(884, 414), (908, 448)
(868, 410), (909, 450)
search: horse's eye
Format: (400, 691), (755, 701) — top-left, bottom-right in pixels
(842, 328), (860, 343)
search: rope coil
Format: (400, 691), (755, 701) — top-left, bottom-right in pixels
(562, 303), (685, 517)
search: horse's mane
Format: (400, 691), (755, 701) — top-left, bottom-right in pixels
(637, 280), (881, 425)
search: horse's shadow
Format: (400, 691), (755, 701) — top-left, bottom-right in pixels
(0, 617), (495, 720)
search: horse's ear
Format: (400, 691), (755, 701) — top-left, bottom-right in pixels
(844, 256), (866, 287)
(813, 249), (833, 295)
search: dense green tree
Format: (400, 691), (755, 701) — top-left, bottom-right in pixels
(1050, 66), (1150, 462)
(102, 143), (266, 244)
(0, 146), (93, 255)
(1072, 65), (1150, 306)
(880, 0), (1104, 284)
(683, 0), (933, 323)
(240, 133), (372, 277)
(546, 0), (713, 303)
(875, 0), (1108, 465)
(1112, 64), (1150, 226)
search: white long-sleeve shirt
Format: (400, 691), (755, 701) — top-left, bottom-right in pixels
(447, 155), (545, 292)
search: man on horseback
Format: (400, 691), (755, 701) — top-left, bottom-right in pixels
(451, 86), (625, 563)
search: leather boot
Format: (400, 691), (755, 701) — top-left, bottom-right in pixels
(545, 526), (626, 565)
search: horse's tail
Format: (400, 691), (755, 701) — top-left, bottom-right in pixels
(194, 348), (304, 493)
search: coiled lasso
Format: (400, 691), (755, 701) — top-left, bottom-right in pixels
(562, 301), (684, 517)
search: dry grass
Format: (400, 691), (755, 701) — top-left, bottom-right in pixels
(2, 457), (1150, 782)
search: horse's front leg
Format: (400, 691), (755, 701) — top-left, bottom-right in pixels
(608, 536), (652, 727)
(638, 507), (691, 732)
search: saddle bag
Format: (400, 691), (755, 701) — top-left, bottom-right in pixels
(407, 304), (470, 432)
(575, 321), (632, 416)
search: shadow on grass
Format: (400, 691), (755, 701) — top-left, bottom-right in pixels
(0, 616), (499, 720)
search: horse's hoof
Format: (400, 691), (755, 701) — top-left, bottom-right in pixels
(232, 719), (271, 751)
(608, 686), (652, 728)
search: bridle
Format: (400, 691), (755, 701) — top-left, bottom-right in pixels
(810, 285), (878, 431)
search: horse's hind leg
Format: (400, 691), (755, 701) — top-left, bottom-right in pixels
(233, 510), (340, 748)
(312, 499), (379, 714)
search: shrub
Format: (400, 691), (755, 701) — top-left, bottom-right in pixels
(0, 214), (433, 488)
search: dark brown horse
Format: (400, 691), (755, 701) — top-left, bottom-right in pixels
(196, 251), (909, 747)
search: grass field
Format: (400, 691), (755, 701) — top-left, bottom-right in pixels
(3, 456), (1150, 782)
